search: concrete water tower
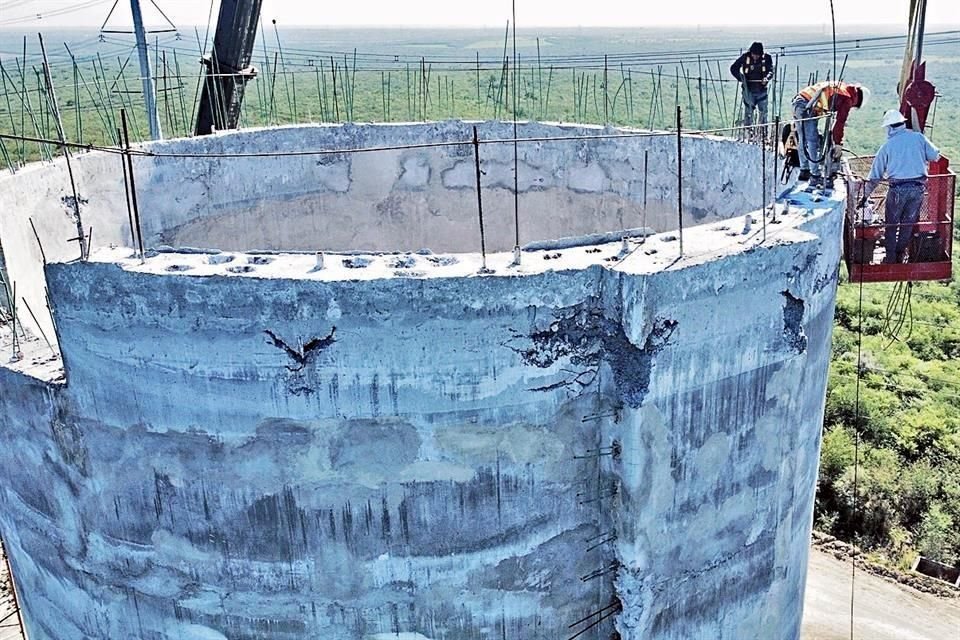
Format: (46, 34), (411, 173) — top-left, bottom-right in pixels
(0, 121), (843, 639)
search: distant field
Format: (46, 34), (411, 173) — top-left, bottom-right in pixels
(0, 25), (957, 164)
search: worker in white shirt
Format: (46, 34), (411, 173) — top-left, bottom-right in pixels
(859, 109), (941, 263)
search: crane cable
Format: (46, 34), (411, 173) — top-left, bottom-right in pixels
(881, 281), (914, 347)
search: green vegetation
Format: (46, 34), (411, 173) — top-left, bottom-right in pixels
(0, 26), (959, 568)
(818, 242), (960, 569)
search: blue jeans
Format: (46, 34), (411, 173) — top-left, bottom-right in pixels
(743, 90), (768, 126)
(793, 97), (821, 177)
(884, 183), (926, 262)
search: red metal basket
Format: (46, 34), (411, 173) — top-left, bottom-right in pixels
(844, 156), (954, 283)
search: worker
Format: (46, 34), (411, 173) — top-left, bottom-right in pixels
(791, 81), (869, 187)
(858, 109), (941, 264)
(730, 42), (775, 131)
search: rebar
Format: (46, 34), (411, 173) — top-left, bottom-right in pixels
(39, 33), (86, 261)
(677, 105), (684, 256)
(120, 109), (145, 260)
(472, 126), (487, 270)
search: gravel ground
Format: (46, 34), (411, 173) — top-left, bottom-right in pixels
(0, 543), (23, 640)
(801, 547), (960, 640)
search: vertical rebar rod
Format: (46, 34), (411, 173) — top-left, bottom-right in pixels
(573, 68), (577, 120)
(73, 59), (82, 146)
(36, 67), (47, 138)
(63, 45), (109, 148)
(10, 282), (20, 357)
(349, 49), (357, 120)
(270, 52), (280, 121)
(161, 50), (173, 135)
(676, 105), (683, 256)
(320, 59), (329, 121)
(28, 217), (46, 265)
(120, 110), (145, 260)
(173, 50), (189, 133)
(19, 38), (29, 156)
(11, 54), (51, 161)
(545, 65), (553, 120)
(773, 115), (780, 223)
(716, 60), (729, 123)
(0, 61), (23, 164)
(762, 131), (767, 243)
(87, 60), (112, 143)
(117, 56), (144, 141)
(117, 126), (137, 248)
(416, 59), (423, 119)
(0, 136), (12, 173)
(257, 19), (271, 123)
(39, 34), (86, 261)
(771, 52), (780, 123)
(603, 54), (609, 123)
(537, 38), (543, 119)
(697, 76), (705, 130)
(96, 53), (118, 141)
(405, 63), (411, 120)
(21, 297), (52, 352)
(642, 149), (648, 235)
(511, 1), (520, 250)
(472, 126), (487, 269)
(647, 69), (656, 129)
(272, 20), (295, 122)
(657, 66), (665, 126)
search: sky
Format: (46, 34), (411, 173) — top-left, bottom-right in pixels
(0, 0), (956, 29)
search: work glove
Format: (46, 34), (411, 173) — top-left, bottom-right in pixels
(830, 146), (843, 162)
(857, 196), (867, 209)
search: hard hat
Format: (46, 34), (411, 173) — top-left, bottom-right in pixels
(856, 85), (871, 109)
(881, 108), (906, 127)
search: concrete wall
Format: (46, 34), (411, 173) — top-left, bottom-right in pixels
(0, 186), (843, 639)
(0, 121), (764, 348)
(0, 123), (840, 639)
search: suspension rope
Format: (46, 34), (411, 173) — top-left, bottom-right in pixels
(849, 250), (866, 640)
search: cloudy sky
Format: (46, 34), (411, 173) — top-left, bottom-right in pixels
(0, 0), (956, 29)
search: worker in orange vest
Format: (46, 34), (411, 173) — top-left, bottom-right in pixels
(791, 81), (870, 187)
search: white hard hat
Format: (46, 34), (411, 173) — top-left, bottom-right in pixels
(856, 85), (870, 109)
(881, 108), (906, 127)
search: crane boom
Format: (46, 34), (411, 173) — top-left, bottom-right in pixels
(898, 0), (935, 132)
(194, 0), (264, 135)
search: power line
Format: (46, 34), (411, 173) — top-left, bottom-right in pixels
(0, 0), (114, 26)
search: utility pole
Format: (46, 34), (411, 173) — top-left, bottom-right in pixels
(130, 0), (161, 139)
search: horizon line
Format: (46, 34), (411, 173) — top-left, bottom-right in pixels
(1, 22), (959, 30)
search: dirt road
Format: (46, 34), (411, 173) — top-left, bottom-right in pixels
(802, 548), (960, 639)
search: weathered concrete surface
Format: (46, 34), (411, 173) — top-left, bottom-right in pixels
(0, 121), (844, 639)
(0, 188), (843, 640)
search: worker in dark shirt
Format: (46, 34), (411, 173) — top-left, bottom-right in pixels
(792, 81), (870, 187)
(730, 42), (775, 130)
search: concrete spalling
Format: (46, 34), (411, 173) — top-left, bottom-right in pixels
(0, 120), (845, 639)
